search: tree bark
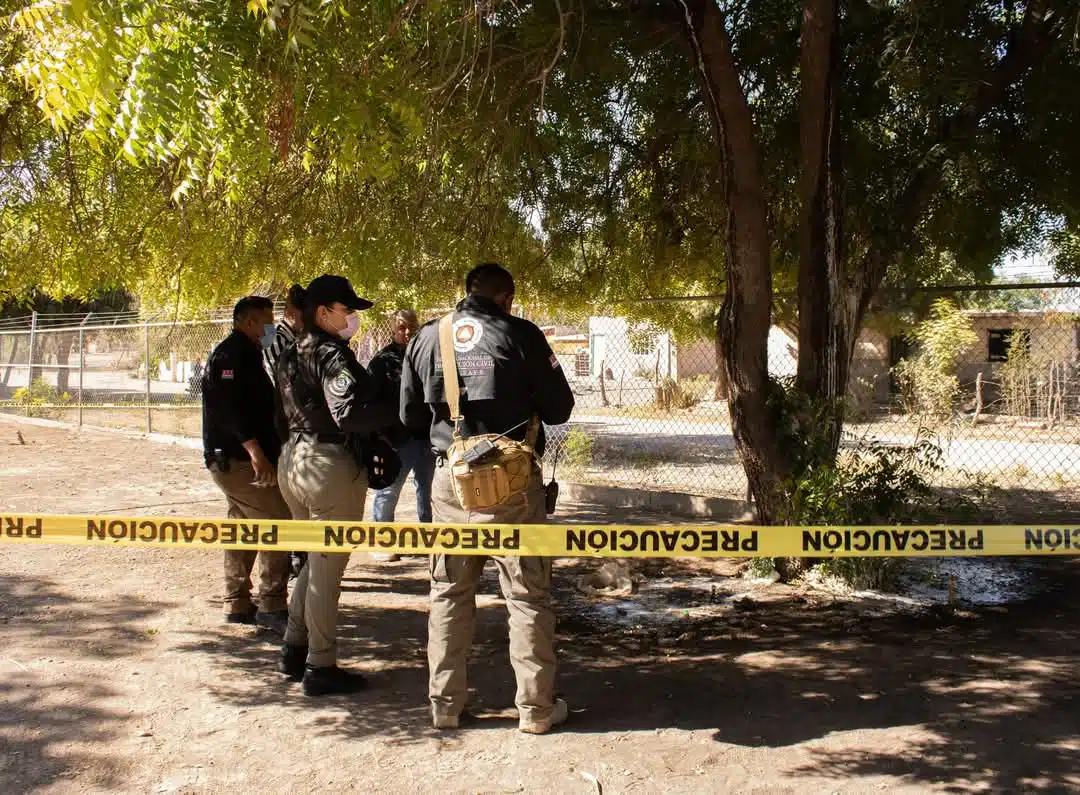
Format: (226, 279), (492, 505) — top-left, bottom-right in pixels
(1, 336), (20, 387)
(676, 0), (789, 522)
(55, 334), (74, 393)
(795, 0), (851, 460)
(712, 314), (729, 401)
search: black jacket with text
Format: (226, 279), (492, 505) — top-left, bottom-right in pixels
(400, 295), (574, 456)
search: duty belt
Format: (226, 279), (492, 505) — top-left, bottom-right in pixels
(291, 431), (347, 445)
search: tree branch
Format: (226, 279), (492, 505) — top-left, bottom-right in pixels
(866, 0), (1058, 294)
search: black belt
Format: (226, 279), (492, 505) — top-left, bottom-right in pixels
(292, 431), (347, 444)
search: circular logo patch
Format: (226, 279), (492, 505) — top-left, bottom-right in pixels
(452, 318), (484, 353)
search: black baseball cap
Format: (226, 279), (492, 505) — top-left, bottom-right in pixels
(304, 274), (373, 311)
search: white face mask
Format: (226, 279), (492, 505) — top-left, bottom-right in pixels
(259, 323), (276, 349)
(339, 312), (360, 340)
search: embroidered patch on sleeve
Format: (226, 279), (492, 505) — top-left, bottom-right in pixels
(550, 354), (561, 370)
(328, 369), (354, 398)
(221, 369), (234, 379)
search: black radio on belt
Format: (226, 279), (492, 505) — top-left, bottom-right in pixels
(545, 481), (559, 514)
(461, 438), (499, 466)
(209, 448), (230, 472)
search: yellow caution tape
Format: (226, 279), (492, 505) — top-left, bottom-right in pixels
(1, 514), (1079, 557)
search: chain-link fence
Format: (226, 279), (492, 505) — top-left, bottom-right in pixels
(2, 286), (1078, 520)
(0, 317), (227, 437)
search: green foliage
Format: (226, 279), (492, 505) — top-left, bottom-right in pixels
(766, 377), (845, 482)
(767, 376), (958, 590)
(892, 300), (978, 418)
(561, 428), (594, 475)
(628, 324), (659, 356)
(10, 378), (70, 418)
(0, 0), (1075, 346)
(997, 329), (1056, 418)
(788, 432), (945, 591)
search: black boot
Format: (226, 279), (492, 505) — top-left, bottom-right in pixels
(302, 665), (369, 696)
(256, 610), (289, 637)
(278, 644), (308, 681)
(224, 606), (257, 625)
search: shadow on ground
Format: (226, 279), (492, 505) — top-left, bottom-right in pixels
(7, 554), (1080, 792)
(557, 556), (1080, 792)
(170, 553), (1080, 791)
(937, 485), (1080, 524)
(0, 574), (175, 791)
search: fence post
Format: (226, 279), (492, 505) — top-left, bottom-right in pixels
(144, 323), (152, 433)
(27, 310), (37, 402)
(77, 325), (85, 428)
(972, 372), (983, 427)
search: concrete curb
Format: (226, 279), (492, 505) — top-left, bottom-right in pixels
(562, 482), (752, 521)
(0, 412), (201, 450)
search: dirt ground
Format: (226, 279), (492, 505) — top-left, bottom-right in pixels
(2, 417), (1080, 795)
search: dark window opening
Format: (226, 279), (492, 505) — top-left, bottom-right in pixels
(988, 328), (1029, 362)
(888, 335), (914, 394)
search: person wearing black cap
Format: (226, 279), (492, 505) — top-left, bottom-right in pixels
(273, 274), (395, 696)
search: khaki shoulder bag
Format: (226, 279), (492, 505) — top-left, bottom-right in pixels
(439, 312), (539, 512)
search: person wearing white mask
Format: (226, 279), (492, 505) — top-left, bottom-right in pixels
(201, 295), (291, 634)
(273, 274), (396, 696)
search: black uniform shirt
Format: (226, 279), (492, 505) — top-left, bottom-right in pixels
(276, 328), (396, 438)
(201, 329), (281, 466)
(400, 295), (575, 456)
(264, 320), (296, 383)
(368, 340), (421, 446)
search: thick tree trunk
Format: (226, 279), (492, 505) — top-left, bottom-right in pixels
(678, 0), (789, 522)
(795, 0), (852, 461)
(712, 315), (729, 401)
(55, 334), (74, 393)
(1, 336), (20, 387)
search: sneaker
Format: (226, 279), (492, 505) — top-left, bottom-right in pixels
(302, 665), (369, 697)
(224, 608), (256, 625)
(431, 706), (475, 730)
(432, 708), (459, 730)
(518, 698), (569, 735)
(255, 610), (289, 636)
(278, 644), (308, 681)
(370, 553), (401, 562)
(433, 713), (459, 730)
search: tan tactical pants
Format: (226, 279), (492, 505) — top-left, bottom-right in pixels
(428, 462), (557, 726)
(277, 439), (368, 668)
(209, 460), (291, 616)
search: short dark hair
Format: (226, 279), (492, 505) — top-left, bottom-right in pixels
(465, 262), (514, 298)
(392, 308), (418, 324)
(286, 284), (306, 311)
(233, 295), (273, 324)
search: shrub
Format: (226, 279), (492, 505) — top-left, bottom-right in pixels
(785, 431), (945, 590)
(11, 378), (70, 419)
(892, 299), (977, 419)
(654, 376), (709, 411)
(562, 428), (594, 474)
